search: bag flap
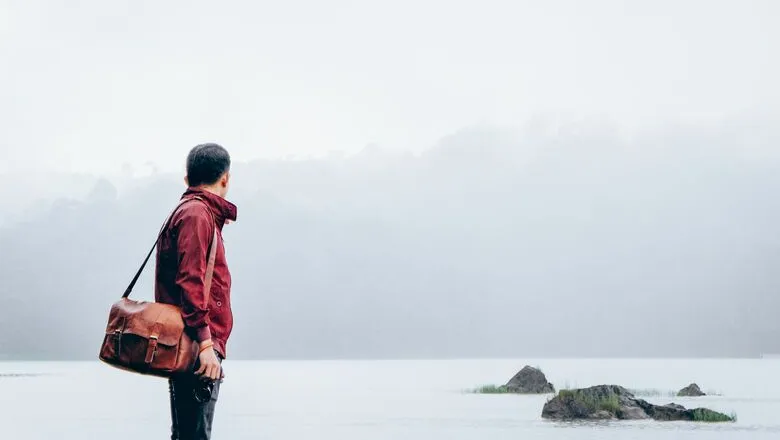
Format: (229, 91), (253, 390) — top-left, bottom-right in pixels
(105, 298), (185, 346)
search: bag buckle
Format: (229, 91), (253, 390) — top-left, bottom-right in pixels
(145, 335), (159, 365)
(113, 329), (122, 359)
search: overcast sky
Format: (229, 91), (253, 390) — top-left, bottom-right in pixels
(1, 0), (778, 175)
(2, 1), (780, 360)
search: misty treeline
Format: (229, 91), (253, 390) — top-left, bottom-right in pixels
(1, 122), (779, 360)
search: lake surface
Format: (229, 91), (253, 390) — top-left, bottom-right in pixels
(1, 358), (779, 439)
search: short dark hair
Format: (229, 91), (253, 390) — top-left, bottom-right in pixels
(186, 143), (231, 186)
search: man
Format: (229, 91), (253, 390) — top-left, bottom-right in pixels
(154, 143), (238, 440)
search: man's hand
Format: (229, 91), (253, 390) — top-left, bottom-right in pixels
(194, 342), (221, 381)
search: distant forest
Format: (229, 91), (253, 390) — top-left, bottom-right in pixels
(2, 123), (779, 360)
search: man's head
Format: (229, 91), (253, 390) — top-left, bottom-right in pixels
(185, 143), (231, 197)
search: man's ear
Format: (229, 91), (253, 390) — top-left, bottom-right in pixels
(184, 175), (189, 186)
(221, 172), (230, 187)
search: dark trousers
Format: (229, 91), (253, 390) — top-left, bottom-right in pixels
(168, 355), (223, 440)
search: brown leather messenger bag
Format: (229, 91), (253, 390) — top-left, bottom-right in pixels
(98, 197), (217, 377)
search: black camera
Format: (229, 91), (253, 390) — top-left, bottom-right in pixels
(193, 379), (216, 403)
(191, 352), (223, 403)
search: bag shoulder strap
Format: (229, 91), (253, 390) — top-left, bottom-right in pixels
(200, 210), (219, 308)
(122, 196), (218, 299)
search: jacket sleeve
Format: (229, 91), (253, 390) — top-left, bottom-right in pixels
(173, 205), (214, 343)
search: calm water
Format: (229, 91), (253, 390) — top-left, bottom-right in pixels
(1, 358), (779, 439)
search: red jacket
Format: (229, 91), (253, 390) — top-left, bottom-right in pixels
(154, 188), (238, 359)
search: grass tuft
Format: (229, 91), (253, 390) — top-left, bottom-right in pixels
(691, 408), (736, 422)
(558, 389), (620, 413)
(627, 388), (677, 398)
(472, 384), (511, 394)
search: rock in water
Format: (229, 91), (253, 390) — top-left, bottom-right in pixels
(677, 383), (706, 397)
(504, 366), (555, 394)
(589, 410), (615, 420)
(541, 385), (733, 422)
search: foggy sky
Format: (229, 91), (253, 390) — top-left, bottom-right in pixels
(1, 0), (778, 176)
(1, 1), (779, 360)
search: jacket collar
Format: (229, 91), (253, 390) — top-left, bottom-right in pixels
(181, 187), (238, 229)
